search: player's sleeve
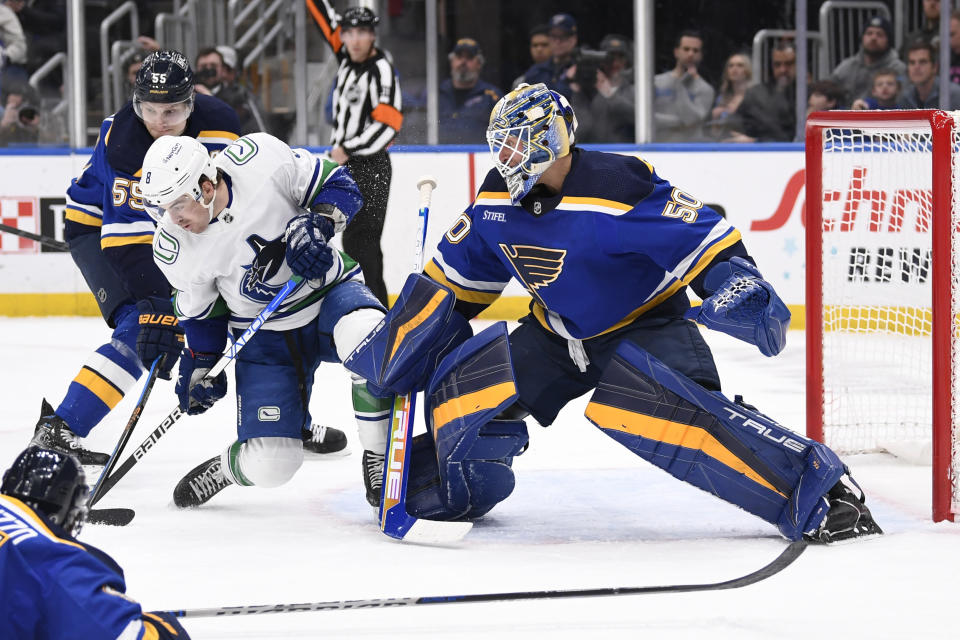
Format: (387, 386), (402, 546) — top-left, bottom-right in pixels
(341, 58), (403, 156)
(64, 120), (113, 241)
(423, 202), (512, 320)
(605, 171), (749, 304)
(305, 0), (345, 57)
(282, 139), (364, 227)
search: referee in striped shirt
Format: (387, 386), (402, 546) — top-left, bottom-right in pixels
(307, 0), (402, 306)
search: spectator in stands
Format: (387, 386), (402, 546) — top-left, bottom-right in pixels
(726, 41), (796, 143)
(949, 10), (960, 84)
(573, 34), (635, 143)
(217, 45), (239, 85)
(194, 46), (265, 134)
(519, 13), (578, 100)
(829, 16), (905, 103)
(512, 24), (551, 88)
(707, 52), (753, 140)
(653, 29), (714, 142)
(805, 80), (847, 116)
(0, 79), (39, 145)
(902, 0), (941, 60)
(900, 40), (960, 109)
(0, 0), (28, 86)
(851, 69), (902, 109)
(438, 38), (501, 144)
(122, 50), (148, 98)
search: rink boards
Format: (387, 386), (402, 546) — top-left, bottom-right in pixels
(0, 144), (809, 324)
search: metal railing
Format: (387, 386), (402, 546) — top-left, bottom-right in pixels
(100, 1), (139, 117)
(818, 1), (891, 77)
(752, 29), (822, 85)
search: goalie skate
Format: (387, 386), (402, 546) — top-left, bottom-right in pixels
(806, 476), (883, 544)
(173, 456), (234, 508)
(30, 399), (109, 466)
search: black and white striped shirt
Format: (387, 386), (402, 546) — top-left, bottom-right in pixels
(308, 0), (403, 157)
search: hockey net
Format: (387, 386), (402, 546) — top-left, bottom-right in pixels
(805, 110), (959, 522)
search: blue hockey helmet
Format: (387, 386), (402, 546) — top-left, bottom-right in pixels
(133, 50), (195, 126)
(486, 83), (578, 202)
(1, 446), (89, 536)
(341, 6), (379, 29)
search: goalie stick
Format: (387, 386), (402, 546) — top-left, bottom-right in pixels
(0, 221), (69, 251)
(377, 176), (472, 545)
(88, 277), (302, 508)
(167, 540), (807, 617)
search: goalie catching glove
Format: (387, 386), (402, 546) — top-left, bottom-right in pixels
(176, 349), (227, 415)
(685, 257), (790, 357)
(284, 206), (338, 281)
(135, 296), (185, 379)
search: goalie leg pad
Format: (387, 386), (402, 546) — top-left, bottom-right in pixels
(584, 340), (845, 540)
(343, 273), (472, 396)
(405, 322), (528, 520)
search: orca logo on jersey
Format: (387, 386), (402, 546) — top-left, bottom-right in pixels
(240, 234), (290, 303)
(499, 243), (566, 306)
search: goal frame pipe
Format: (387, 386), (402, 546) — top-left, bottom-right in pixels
(804, 109), (956, 523)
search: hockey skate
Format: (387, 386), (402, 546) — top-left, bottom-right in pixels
(301, 423), (349, 458)
(173, 456), (234, 508)
(30, 399), (109, 466)
(362, 449), (384, 508)
(806, 475), (883, 544)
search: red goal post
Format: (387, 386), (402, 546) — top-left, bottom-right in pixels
(805, 109), (958, 523)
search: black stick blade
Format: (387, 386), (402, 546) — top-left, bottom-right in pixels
(87, 507), (135, 526)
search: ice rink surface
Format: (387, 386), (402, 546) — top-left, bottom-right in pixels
(1, 317), (957, 639)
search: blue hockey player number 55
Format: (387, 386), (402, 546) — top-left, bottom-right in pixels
(661, 188), (702, 224)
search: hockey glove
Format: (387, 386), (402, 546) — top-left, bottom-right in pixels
(136, 297), (185, 380)
(176, 349), (227, 415)
(685, 257), (790, 357)
(284, 212), (336, 281)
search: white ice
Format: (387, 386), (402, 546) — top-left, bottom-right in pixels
(1, 318), (957, 639)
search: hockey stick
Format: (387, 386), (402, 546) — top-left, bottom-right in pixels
(89, 277), (303, 506)
(377, 176), (472, 544)
(85, 356), (163, 525)
(0, 221), (69, 251)
(167, 540), (807, 618)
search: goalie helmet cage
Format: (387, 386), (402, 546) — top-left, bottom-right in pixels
(805, 109), (958, 523)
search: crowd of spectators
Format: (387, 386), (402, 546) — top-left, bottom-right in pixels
(5, 3), (960, 148)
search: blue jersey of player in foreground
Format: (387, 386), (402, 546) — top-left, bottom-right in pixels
(1, 447), (189, 639)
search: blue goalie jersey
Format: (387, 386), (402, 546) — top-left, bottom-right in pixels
(424, 148), (744, 339)
(0, 495), (184, 639)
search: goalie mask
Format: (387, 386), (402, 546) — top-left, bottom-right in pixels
(140, 135), (219, 223)
(486, 83), (577, 202)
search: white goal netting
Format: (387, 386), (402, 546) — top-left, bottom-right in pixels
(814, 118), (959, 517)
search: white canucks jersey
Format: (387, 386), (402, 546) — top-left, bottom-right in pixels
(152, 132), (364, 331)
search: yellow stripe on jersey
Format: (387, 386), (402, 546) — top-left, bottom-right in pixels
(74, 366), (124, 408)
(0, 496), (87, 550)
(100, 234), (154, 249)
(558, 196), (633, 212)
(65, 207), (102, 227)
(103, 120), (115, 146)
(143, 613), (179, 636)
(584, 402), (787, 498)
(424, 262), (502, 305)
(432, 381), (517, 437)
(474, 191), (512, 206)
(533, 228), (743, 338)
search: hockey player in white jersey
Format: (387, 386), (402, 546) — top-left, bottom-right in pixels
(139, 133), (391, 507)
